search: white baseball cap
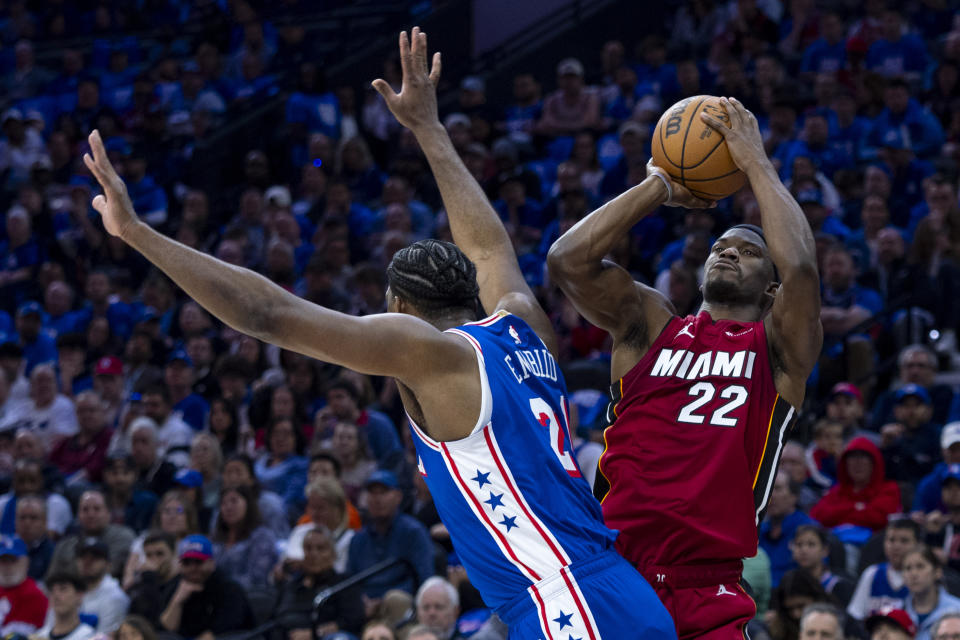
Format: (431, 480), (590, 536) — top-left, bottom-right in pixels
(942, 422), (960, 449)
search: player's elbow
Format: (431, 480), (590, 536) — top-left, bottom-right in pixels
(546, 239), (581, 283)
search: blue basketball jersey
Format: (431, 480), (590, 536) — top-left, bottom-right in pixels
(410, 311), (617, 612)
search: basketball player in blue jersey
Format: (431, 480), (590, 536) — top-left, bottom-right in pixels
(82, 27), (673, 640)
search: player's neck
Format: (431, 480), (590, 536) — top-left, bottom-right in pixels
(427, 313), (477, 332)
(698, 301), (762, 324)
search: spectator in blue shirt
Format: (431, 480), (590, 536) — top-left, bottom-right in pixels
(866, 9), (929, 80)
(912, 422), (960, 514)
(253, 417), (307, 518)
(164, 349), (208, 431)
(800, 12), (847, 76)
(120, 145), (167, 228)
(760, 470), (814, 587)
(322, 380), (400, 466)
(500, 73), (542, 142)
(867, 78), (945, 161)
(880, 384), (942, 484)
(780, 110), (851, 181)
(0, 206), (42, 314)
(828, 90), (872, 164)
(14, 302), (56, 375)
(793, 180), (851, 241)
(346, 470), (433, 599)
(43, 281), (87, 339)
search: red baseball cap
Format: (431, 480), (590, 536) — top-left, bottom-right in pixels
(865, 608), (916, 638)
(829, 382), (863, 404)
(94, 356), (123, 377)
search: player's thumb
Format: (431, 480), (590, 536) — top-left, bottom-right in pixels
(91, 194), (107, 214)
(371, 79), (393, 100)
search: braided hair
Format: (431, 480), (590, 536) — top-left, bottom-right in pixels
(386, 239), (480, 319)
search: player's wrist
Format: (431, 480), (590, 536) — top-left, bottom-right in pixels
(644, 171), (672, 204)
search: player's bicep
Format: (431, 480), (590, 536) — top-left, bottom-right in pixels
(553, 258), (673, 342)
(768, 264), (823, 377)
(266, 294), (463, 382)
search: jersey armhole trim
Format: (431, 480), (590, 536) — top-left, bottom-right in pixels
(444, 328), (494, 436)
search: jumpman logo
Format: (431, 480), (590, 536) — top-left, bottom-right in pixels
(676, 322), (695, 340)
(716, 584), (736, 597)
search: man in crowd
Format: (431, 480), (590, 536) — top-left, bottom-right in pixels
(760, 470), (814, 587)
(873, 344), (954, 427)
(415, 577), (465, 640)
(129, 417), (178, 496)
(847, 520), (921, 620)
(128, 531), (180, 626)
(0, 535), (47, 635)
(15, 495), (52, 581)
(49, 390), (112, 484)
(47, 489), (134, 578)
(880, 384), (942, 484)
(0, 458), (72, 538)
(75, 537), (128, 632)
(322, 380), (400, 465)
(158, 535), (255, 638)
(92, 356), (125, 427)
(34, 572), (93, 640)
(913, 422), (960, 513)
(798, 603), (844, 640)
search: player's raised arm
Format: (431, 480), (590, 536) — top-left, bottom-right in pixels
(547, 164), (710, 364)
(82, 130), (465, 385)
(371, 28), (558, 355)
(702, 98), (822, 407)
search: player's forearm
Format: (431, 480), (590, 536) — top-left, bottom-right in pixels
(745, 161), (817, 276)
(122, 222), (279, 340)
(548, 176), (667, 279)
(412, 123), (513, 260)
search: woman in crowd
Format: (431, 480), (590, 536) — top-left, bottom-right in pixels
(789, 524), (856, 608)
(903, 546), (960, 640)
(207, 396), (241, 456)
(254, 416), (308, 519)
(189, 432), (223, 516)
(122, 491), (199, 590)
(219, 453), (290, 538)
(325, 421), (376, 503)
(116, 615), (157, 640)
(764, 569), (833, 640)
(211, 484), (278, 590)
(361, 621), (397, 640)
(273, 527), (364, 638)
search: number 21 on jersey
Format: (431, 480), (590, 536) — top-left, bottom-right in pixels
(529, 397), (581, 477)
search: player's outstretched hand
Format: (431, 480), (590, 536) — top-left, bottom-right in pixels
(646, 159), (715, 210)
(83, 130), (138, 239)
(372, 26), (442, 133)
(700, 97), (768, 175)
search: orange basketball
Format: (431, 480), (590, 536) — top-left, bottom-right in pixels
(650, 95), (747, 200)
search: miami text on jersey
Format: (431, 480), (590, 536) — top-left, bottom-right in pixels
(650, 348), (758, 380)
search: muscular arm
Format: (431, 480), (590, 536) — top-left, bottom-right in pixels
(703, 98), (822, 408)
(547, 176), (675, 350)
(373, 28), (557, 355)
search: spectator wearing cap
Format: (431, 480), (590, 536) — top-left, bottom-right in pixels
(102, 454), (158, 533)
(919, 464), (960, 565)
(760, 470), (814, 587)
(15, 495), (53, 581)
(164, 349), (208, 431)
(0, 458), (72, 538)
(867, 607), (917, 639)
(274, 527), (364, 637)
(346, 470), (433, 599)
(902, 546), (960, 639)
(75, 537), (129, 633)
(811, 437), (902, 531)
(0, 535), (48, 635)
(14, 301), (57, 376)
(881, 385), (942, 484)
(47, 489), (135, 580)
(92, 356), (125, 428)
(499, 73), (542, 142)
(157, 535), (255, 637)
(140, 385), (192, 467)
(536, 58), (601, 137)
(2, 363), (77, 451)
(322, 379), (401, 466)
(49, 390), (112, 483)
(793, 179), (852, 241)
(914, 423), (960, 514)
(210, 484), (277, 590)
(876, 346), (954, 430)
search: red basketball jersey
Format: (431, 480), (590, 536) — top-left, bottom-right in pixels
(596, 310), (797, 568)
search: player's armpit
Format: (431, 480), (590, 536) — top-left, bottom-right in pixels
(766, 261), (822, 406)
(263, 292), (472, 384)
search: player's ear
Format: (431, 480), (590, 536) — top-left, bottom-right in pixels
(762, 281), (780, 312)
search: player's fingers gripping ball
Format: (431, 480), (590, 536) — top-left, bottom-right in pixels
(651, 95), (747, 200)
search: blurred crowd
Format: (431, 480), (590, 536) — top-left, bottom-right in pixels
(6, 0), (960, 639)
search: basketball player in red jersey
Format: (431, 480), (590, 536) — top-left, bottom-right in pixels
(547, 97), (822, 638)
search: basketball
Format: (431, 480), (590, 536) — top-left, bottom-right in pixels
(651, 95), (747, 200)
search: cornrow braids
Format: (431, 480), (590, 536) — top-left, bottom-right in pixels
(387, 239), (480, 318)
